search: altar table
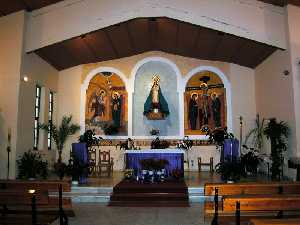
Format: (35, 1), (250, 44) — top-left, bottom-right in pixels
(125, 149), (185, 177)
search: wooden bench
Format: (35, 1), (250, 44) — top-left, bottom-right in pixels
(0, 180), (72, 210)
(205, 182), (300, 196)
(0, 189), (60, 225)
(0, 180), (72, 225)
(250, 218), (300, 225)
(205, 182), (300, 225)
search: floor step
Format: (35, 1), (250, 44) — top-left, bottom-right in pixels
(108, 200), (190, 207)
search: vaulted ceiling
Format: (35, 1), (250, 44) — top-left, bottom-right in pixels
(34, 17), (277, 70)
(0, 0), (64, 16)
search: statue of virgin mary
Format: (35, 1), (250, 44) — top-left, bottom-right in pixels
(143, 75), (169, 117)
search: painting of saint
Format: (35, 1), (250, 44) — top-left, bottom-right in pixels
(111, 91), (122, 128)
(144, 75), (169, 118)
(189, 93), (198, 130)
(85, 72), (128, 135)
(91, 89), (106, 122)
(211, 92), (221, 128)
(184, 71), (226, 135)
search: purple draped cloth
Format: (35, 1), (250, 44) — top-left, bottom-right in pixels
(222, 138), (239, 162)
(72, 143), (88, 184)
(125, 152), (184, 177)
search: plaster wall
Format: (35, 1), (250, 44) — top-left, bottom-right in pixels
(0, 11), (25, 179)
(287, 5), (300, 157)
(57, 66), (82, 163)
(17, 52), (59, 168)
(25, 0), (286, 52)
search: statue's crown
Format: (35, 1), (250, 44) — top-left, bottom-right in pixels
(152, 74), (160, 83)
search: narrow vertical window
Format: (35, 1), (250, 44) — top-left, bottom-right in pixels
(34, 85), (41, 150)
(48, 91), (54, 150)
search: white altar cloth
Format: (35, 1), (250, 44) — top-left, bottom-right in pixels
(125, 149), (185, 154)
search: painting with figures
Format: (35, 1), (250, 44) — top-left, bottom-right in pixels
(85, 72), (128, 135)
(184, 71), (226, 135)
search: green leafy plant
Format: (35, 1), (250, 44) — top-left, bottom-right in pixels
(79, 129), (101, 147)
(17, 150), (48, 179)
(215, 158), (242, 182)
(264, 118), (289, 180)
(40, 115), (80, 163)
(241, 145), (263, 176)
(245, 114), (266, 151)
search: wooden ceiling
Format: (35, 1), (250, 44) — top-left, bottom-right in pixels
(34, 17), (277, 71)
(0, 0), (64, 16)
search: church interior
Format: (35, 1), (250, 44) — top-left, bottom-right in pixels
(1, 0), (300, 225)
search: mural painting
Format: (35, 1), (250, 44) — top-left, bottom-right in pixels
(85, 72), (128, 135)
(184, 71), (226, 135)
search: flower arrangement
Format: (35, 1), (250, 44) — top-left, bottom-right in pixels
(207, 127), (234, 148)
(177, 136), (193, 150)
(150, 128), (160, 136)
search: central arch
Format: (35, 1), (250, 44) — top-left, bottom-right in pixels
(129, 57), (184, 138)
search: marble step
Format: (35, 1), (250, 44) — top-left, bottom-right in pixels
(50, 186), (206, 203)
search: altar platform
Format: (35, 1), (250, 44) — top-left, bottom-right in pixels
(64, 171), (272, 204)
(67, 171), (221, 204)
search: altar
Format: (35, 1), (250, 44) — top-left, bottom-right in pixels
(125, 149), (185, 177)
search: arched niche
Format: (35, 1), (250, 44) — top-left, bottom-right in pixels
(132, 60), (181, 137)
(183, 68), (232, 136)
(81, 68), (128, 137)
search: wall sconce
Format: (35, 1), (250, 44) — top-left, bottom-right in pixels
(283, 70), (289, 76)
(22, 75), (29, 82)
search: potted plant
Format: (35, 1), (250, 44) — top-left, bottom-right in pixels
(241, 145), (263, 176)
(245, 114), (266, 152)
(264, 118), (289, 180)
(215, 158), (242, 182)
(79, 129), (101, 148)
(40, 115), (80, 179)
(17, 150), (48, 180)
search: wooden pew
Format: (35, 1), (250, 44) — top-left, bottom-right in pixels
(0, 183), (70, 225)
(250, 218), (300, 225)
(0, 180), (72, 210)
(222, 194), (300, 213)
(205, 182), (300, 196)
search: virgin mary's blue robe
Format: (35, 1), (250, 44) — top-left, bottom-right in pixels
(143, 86), (169, 116)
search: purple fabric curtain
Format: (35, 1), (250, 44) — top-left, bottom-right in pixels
(223, 138), (240, 161)
(125, 153), (184, 177)
(72, 143), (88, 184)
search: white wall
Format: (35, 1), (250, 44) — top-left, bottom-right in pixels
(25, 0), (287, 52)
(287, 5), (300, 157)
(255, 50), (296, 157)
(57, 66), (82, 163)
(229, 63), (257, 142)
(17, 52), (59, 168)
(0, 11), (25, 179)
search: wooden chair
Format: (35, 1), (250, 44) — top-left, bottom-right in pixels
(88, 147), (97, 176)
(198, 157), (214, 172)
(97, 150), (114, 177)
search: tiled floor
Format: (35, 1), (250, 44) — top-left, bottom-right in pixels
(52, 203), (210, 225)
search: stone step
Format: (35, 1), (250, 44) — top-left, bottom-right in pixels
(50, 186), (205, 203)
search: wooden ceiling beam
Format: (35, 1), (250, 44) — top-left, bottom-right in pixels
(19, 0), (32, 11)
(125, 23), (136, 53)
(104, 30), (119, 58)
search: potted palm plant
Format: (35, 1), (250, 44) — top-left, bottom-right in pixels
(264, 118), (289, 180)
(40, 115), (80, 179)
